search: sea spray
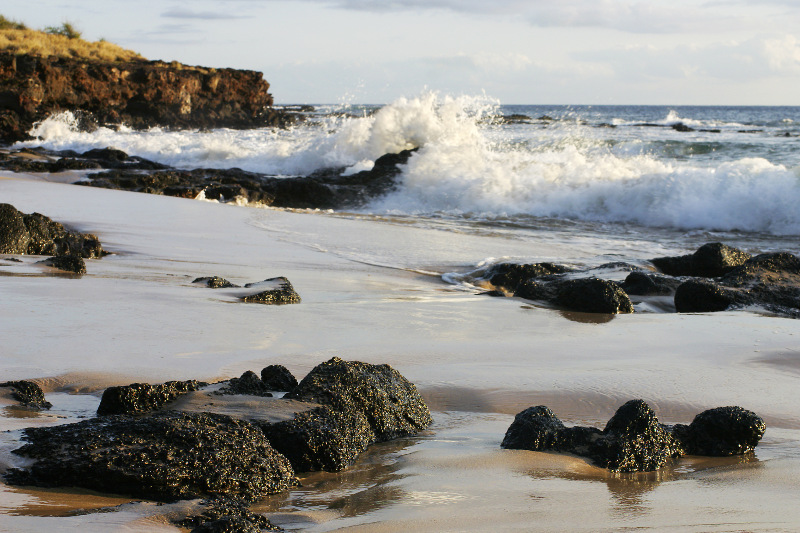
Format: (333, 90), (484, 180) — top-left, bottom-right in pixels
(16, 97), (800, 235)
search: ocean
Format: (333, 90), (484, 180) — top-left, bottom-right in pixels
(2, 95), (800, 531)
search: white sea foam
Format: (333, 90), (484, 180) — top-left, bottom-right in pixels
(17, 94), (800, 235)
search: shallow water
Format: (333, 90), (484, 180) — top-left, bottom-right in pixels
(2, 175), (800, 531)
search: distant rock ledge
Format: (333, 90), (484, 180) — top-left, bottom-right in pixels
(0, 51), (293, 144)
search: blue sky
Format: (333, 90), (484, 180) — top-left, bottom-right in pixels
(5, 0), (800, 105)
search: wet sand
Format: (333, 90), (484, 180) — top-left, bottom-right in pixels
(2, 174), (800, 531)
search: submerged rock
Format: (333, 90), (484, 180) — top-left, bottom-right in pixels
(177, 496), (284, 533)
(485, 262), (573, 291)
(0, 203), (106, 258)
(97, 380), (203, 415)
(0, 380), (52, 409)
(241, 277), (301, 305)
(193, 276), (240, 288)
(5, 411), (297, 502)
(502, 400), (764, 472)
(38, 254), (86, 274)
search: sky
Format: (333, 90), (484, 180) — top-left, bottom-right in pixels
(5, 0), (800, 105)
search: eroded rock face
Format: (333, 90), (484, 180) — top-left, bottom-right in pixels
(5, 411), (298, 502)
(0, 52), (291, 144)
(285, 357), (432, 442)
(0, 380), (52, 409)
(0, 203), (106, 258)
(502, 400), (765, 472)
(97, 380), (203, 415)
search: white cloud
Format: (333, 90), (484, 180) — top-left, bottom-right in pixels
(762, 35), (800, 71)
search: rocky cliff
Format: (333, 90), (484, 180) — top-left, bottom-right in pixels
(0, 52), (290, 144)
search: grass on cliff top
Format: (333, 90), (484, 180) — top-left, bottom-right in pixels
(0, 28), (145, 62)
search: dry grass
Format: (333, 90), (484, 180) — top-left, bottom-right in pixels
(0, 28), (145, 62)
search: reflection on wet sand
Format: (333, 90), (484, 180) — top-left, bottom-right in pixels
(256, 437), (417, 528)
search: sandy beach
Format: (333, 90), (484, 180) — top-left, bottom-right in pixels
(2, 172), (800, 531)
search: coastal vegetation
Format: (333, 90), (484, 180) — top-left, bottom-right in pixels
(0, 15), (143, 62)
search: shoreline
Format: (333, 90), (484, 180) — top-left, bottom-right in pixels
(2, 172), (800, 531)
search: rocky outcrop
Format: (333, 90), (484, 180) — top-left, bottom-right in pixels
(651, 243), (751, 277)
(5, 411), (298, 502)
(0, 380), (52, 409)
(97, 380), (203, 415)
(285, 357), (433, 442)
(0, 203), (106, 257)
(260, 357), (432, 473)
(259, 406), (374, 472)
(241, 277), (301, 305)
(502, 400), (765, 472)
(514, 277), (634, 314)
(671, 249), (800, 316)
(0, 52), (291, 144)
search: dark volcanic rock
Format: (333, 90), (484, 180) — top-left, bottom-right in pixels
(500, 406), (599, 452)
(0, 52), (292, 145)
(552, 278), (634, 314)
(260, 365), (298, 391)
(672, 406), (766, 456)
(77, 148), (417, 210)
(0, 380), (52, 409)
(674, 279), (749, 312)
(260, 406), (374, 472)
(38, 253), (86, 274)
(285, 357), (432, 442)
(621, 272), (681, 296)
(5, 411), (297, 502)
(242, 277), (301, 305)
(193, 276), (240, 288)
(672, 251), (800, 315)
(0, 203), (29, 253)
(588, 400), (683, 472)
(0, 203), (106, 257)
(651, 243), (751, 277)
(217, 371), (273, 397)
(502, 400), (765, 472)
(485, 262), (573, 291)
(177, 496), (283, 533)
(515, 277), (634, 314)
(97, 380), (203, 415)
